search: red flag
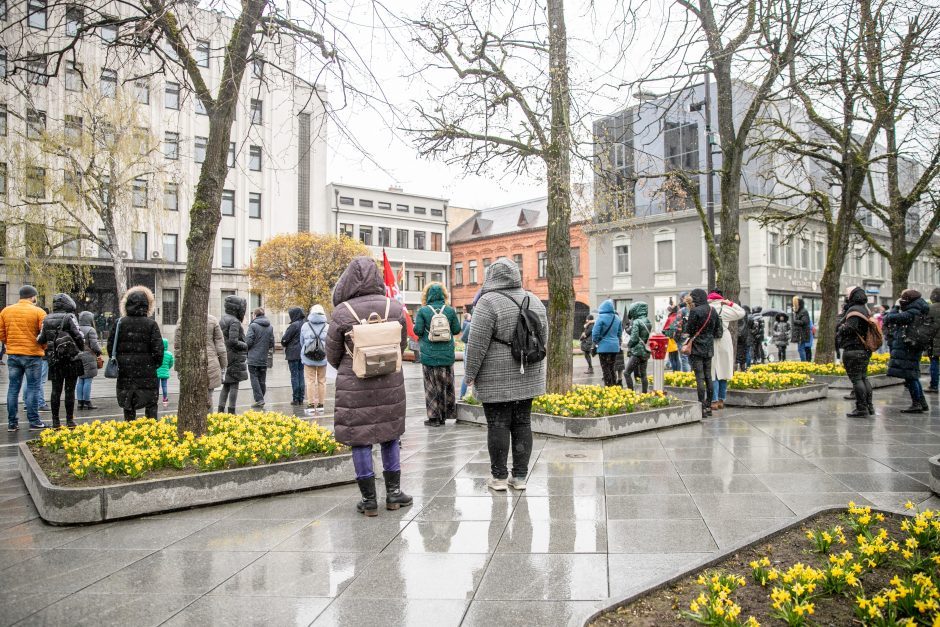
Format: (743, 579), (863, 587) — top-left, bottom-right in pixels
(382, 250), (417, 340)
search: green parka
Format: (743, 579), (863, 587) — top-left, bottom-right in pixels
(413, 283), (462, 367)
(626, 301), (652, 359)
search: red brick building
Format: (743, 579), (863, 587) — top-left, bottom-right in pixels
(448, 197), (591, 336)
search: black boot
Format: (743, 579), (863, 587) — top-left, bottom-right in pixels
(66, 416), (77, 429)
(76, 401), (85, 410)
(84, 402), (97, 410)
(356, 477), (378, 517)
(51, 416), (60, 428)
(217, 405), (225, 414)
(901, 402), (927, 414)
(921, 397), (930, 412)
(226, 406), (236, 414)
(843, 392), (856, 400)
(383, 470), (413, 510)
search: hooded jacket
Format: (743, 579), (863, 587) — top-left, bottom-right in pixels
(463, 258), (547, 403)
(685, 289), (721, 359)
(580, 318), (595, 353)
(836, 287), (872, 353)
(280, 307), (307, 361)
(300, 307), (329, 367)
(929, 288), (940, 357)
(174, 315), (227, 390)
(156, 338), (174, 379)
(246, 313), (275, 367)
(219, 296), (248, 383)
(885, 294), (930, 380)
(108, 286), (163, 410)
(791, 297), (812, 344)
(326, 256), (408, 446)
(77, 311), (101, 378)
(626, 302), (651, 359)
(36, 293), (84, 371)
(772, 314), (791, 346)
(413, 283), (462, 367)
(592, 299), (623, 354)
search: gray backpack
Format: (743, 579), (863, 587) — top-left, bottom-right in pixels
(428, 306), (452, 342)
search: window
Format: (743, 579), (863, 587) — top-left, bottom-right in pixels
(64, 115), (82, 144)
(414, 231), (426, 250)
(220, 238), (234, 268)
(250, 292), (262, 311)
(815, 240), (824, 270)
(0, 222), (5, 255)
(482, 258), (491, 272)
(414, 272), (426, 291)
(250, 99), (262, 124)
(432, 272), (442, 284)
(378, 201), (391, 210)
(359, 199), (373, 208)
(25, 167), (45, 197)
(0, 163), (6, 195)
(162, 289), (179, 325)
(97, 228), (110, 258)
(162, 234), (178, 262)
(195, 40), (209, 67)
(132, 178), (148, 207)
(0, 0), (5, 20)
(0, 49), (5, 78)
(378, 227), (391, 247)
(131, 231), (147, 260)
(615, 244), (630, 274)
(248, 239), (261, 260)
(799, 238), (809, 269)
(454, 263), (463, 286)
(248, 193), (261, 219)
(513, 253), (523, 272)
(0, 105), (5, 136)
(25, 223), (46, 255)
(397, 204), (409, 212)
(221, 189), (235, 216)
(135, 79), (149, 104)
(165, 82), (180, 110)
(249, 146), (262, 171)
(100, 175), (111, 207)
(64, 62), (82, 91)
(227, 142), (236, 168)
(100, 20), (117, 42)
(656, 239), (674, 272)
(27, 0), (46, 28)
(100, 69), (117, 97)
(61, 227), (80, 257)
(134, 127), (149, 155)
(164, 182), (178, 211)
(252, 57), (264, 79)
(469, 260), (478, 284)
(194, 136), (207, 164)
(431, 232), (443, 252)
(26, 57), (48, 85)
(359, 226), (373, 246)
(769, 232), (779, 266)
(431, 208), (443, 217)
(537, 251), (548, 278)
(414, 206), (426, 215)
(220, 290), (236, 312)
(195, 99), (207, 115)
(339, 223), (353, 238)
(867, 251), (875, 276)
(571, 247), (581, 275)
(164, 132), (179, 159)
(26, 109), (45, 139)
(339, 196), (354, 206)
(397, 229), (409, 248)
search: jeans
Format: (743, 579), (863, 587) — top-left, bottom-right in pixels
(625, 355), (649, 393)
(40, 360), (48, 404)
(248, 365), (267, 403)
(668, 351), (680, 372)
(159, 378), (169, 399)
(7, 355), (43, 427)
(842, 350), (872, 412)
(689, 355), (713, 411)
(460, 377), (468, 399)
(930, 356), (939, 389)
(218, 382), (239, 411)
(905, 378), (925, 404)
(680, 353), (691, 372)
(483, 399), (534, 480)
(287, 359), (304, 403)
(712, 379), (728, 402)
(351, 439), (401, 480)
(49, 368), (78, 424)
(798, 340), (813, 362)
(76, 377), (92, 402)
(599, 352), (620, 387)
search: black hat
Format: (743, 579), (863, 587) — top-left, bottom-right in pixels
(19, 285), (38, 299)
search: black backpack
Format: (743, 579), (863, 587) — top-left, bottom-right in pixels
(304, 322), (326, 361)
(902, 312), (938, 350)
(492, 293), (546, 373)
(49, 316), (79, 367)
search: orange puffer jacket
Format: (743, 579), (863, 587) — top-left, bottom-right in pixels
(0, 300), (47, 357)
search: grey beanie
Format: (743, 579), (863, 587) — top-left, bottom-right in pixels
(19, 285), (38, 299)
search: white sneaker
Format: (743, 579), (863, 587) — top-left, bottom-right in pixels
(486, 477), (508, 491)
(508, 476), (527, 491)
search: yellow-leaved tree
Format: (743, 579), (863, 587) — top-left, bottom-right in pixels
(248, 233), (372, 313)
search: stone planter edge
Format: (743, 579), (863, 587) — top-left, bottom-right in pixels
(811, 373), (900, 390)
(663, 383), (829, 407)
(929, 454), (940, 497)
(18, 441), (355, 525)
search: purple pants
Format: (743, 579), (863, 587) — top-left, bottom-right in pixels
(352, 439), (401, 480)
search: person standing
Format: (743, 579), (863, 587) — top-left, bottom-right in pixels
(76, 311), (101, 410)
(460, 312), (473, 398)
(791, 297), (813, 361)
(464, 258), (547, 491)
(175, 315), (227, 412)
(772, 313), (791, 362)
(108, 286), (163, 421)
(710, 292), (745, 410)
(245, 308), (275, 408)
(156, 339), (174, 408)
(592, 299), (624, 387)
(663, 306), (682, 372)
(750, 307), (766, 364)
(684, 289), (722, 417)
(0, 286), (48, 431)
(624, 302), (651, 393)
(885, 289), (931, 413)
(300, 304), (329, 415)
(735, 305), (752, 372)
(927, 289), (940, 393)
(326, 257), (411, 516)
(580, 314), (596, 374)
(280, 307), (307, 406)
(218, 296), (248, 414)
(414, 282), (463, 427)
(36, 294), (85, 429)
(836, 286), (875, 417)
(678, 293), (692, 372)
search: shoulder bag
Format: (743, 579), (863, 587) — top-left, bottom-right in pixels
(681, 308), (712, 356)
(104, 319), (121, 378)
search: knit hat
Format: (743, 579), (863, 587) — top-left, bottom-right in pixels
(310, 304), (325, 315)
(19, 285), (38, 299)
(900, 289), (922, 305)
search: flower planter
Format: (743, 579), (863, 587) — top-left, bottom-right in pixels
(929, 454), (940, 497)
(663, 383), (829, 407)
(810, 373), (901, 390)
(18, 442), (355, 525)
(456, 400), (701, 439)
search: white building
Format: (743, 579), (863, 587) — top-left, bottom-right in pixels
(326, 183), (451, 306)
(0, 2), (327, 334)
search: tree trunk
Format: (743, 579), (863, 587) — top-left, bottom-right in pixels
(890, 252), (912, 302)
(105, 222), (128, 311)
(816, 198), (856, 363)
(716, 173), (741, 301)
(544, 0), (574, 394)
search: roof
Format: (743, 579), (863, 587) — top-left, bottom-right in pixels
(328, 182), (448, 204)
(448, 197), (549, 243)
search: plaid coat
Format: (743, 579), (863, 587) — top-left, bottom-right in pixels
(464, 259), (547, 403)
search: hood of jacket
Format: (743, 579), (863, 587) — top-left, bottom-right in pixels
(307, 310), (327, 325)
(843, 286), (870, 317)
(480, 258), (522, 294)
(422, 282), (448, 306)
(78, 311), (94, 327)
(52, 293), (77, 313)
(287, 307), (305, 322)
(690, 289), (708, 307)
(333, 256), (384, 306)
(901, 297), (929, 314)
(792, 296), (805, 312)
(598, 299), (616, 315)
(224, 296), (247, 321)
(121, 286), (155, 317)
(901, 289), (923, 308)
(251, 315), (271, 328)
(627, 302), (648, 320)
(162, 338), (169, 350)
(776, 313), (788, 323)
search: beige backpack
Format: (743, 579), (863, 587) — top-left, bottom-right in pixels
(343, 299), (402, 379)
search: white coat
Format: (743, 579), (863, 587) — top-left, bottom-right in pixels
(710, 299), (745, 381)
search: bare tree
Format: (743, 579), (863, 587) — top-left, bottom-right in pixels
(410, 0), (576, 393)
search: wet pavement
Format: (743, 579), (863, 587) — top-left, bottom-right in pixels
(1, 360), (939, 626)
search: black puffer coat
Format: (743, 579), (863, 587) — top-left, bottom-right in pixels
(684, 289), (721, 359)
(929, 288), (940, 358)
(36, 293), (84, 375)
(77, 311), (101, 378)
(219, 296), (248, 384)
(836, 287), (871, 354)
(326, 256), (408, 447)
(884, 296), (930, 381)
(791, 298), (812, 344)
(107, 286), (163, 410)
(280, 307), (306, 361)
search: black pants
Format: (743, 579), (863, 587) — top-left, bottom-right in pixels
(124, 404), (158, 421)
(777, 345), (787, 362)
(483, 399), (533, 480)
(689, 355), (713, 410)
(287, 359), (304, 404)
(248, 365), (267, 403)
(218, 382), (239, 412)
(49, 367), (78, 424)
(843, 350), (872, 411)
(625, 355), (649, 393)
(599, 352), (621, 387)
(583, 352), (593, 371)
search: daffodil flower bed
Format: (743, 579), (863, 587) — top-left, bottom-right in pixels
(532, 385), (674, 418)
(664, 371), (813, 391)
(869, 352), (930, 365)
(33, 412), (342, 484)
(590, 502), (940, 627)
(750, 360), (887, 377)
